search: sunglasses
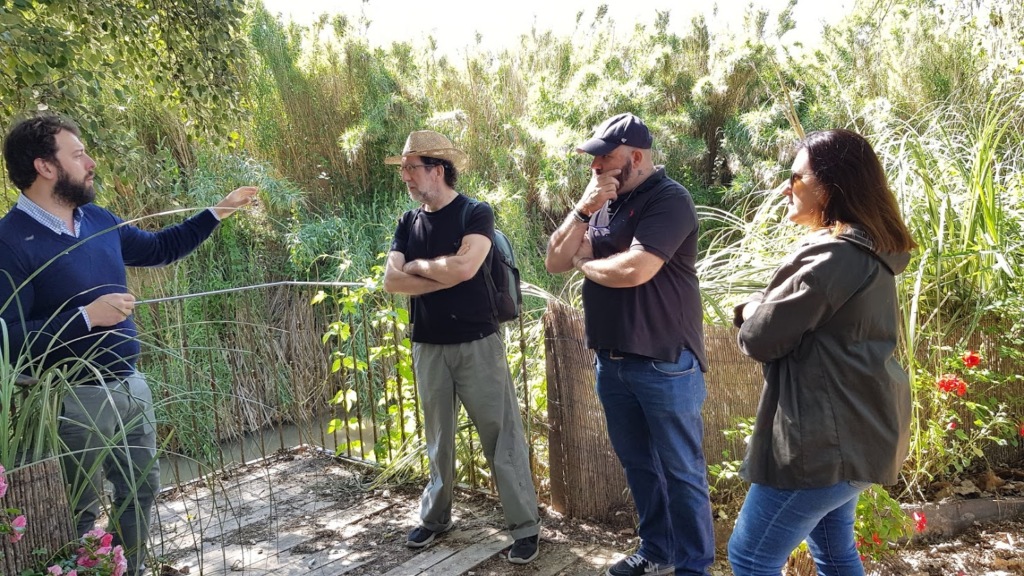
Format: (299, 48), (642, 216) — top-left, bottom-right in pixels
(788, 171), (812, 187)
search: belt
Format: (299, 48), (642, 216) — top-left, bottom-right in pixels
(600, 349), (652, 361)
(14, 375), (108, 387)
(76, 376), (129, 387)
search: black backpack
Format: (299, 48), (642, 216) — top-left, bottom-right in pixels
(461, 199), (522, 324)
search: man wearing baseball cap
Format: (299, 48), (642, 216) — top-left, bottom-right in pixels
(382, 130), (541, 564)
(545, 113), (714, 576)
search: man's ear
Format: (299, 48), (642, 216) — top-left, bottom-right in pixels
(631, 148), (644, 167)
(33, 158), (57, 181)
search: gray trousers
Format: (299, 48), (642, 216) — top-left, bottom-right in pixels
(58, 372), (159, 576)
(413, 332), (540, 539)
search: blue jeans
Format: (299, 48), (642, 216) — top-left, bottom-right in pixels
(728, 481), (871, 576)
(595, 349), (714, 575)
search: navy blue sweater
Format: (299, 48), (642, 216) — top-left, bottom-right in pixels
(0, 204), (220, 383)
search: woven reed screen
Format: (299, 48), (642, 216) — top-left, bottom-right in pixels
(545, 301), (1024, 522)
(544, 301), (764, 521)
(544, 301), (630, 521)
(0, 458), (76, 575)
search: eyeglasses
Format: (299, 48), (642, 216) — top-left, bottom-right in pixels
(398, 164), (432, 173)
(788, 171), (812, 187)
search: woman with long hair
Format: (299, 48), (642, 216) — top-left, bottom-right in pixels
(728, 129), (917, 576)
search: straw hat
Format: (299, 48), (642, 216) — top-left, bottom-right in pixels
(384, 130), (469, 171)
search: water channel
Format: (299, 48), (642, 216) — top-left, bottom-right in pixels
(159, 415), (378, 486)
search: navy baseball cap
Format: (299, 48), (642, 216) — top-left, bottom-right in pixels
(576, 113), (653, 155)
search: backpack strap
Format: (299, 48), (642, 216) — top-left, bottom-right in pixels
(460, 198), (500, 322)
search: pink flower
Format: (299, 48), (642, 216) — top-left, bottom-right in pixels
(0, 464), (7, 499)
(112, 545), (127, 576)
(46, 566), (63, 575)
(961, 350), (981, 368)
(8, 514), (27, 543)
(99, 531), (113, 548)
(66, 571), (78, 576)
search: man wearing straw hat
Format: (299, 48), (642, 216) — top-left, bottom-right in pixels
(382, 130), (541, 564)
(545, 113), (714, 576)
(0, 114), (257, 576)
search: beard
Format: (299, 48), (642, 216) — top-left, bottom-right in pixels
(614, 159), (633, 192)
(54, 166), (95, 208)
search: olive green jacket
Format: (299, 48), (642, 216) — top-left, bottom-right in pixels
(734, 226), (912, 489)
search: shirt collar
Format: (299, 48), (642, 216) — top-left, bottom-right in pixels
(16, 193), (83, 237)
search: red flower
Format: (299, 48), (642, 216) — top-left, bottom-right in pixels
(912, 511), (927, 533)
(936, 374), (969, 396)
(871, 532), (881, 545)
(947, 421), (957, 431)
(961, 350), (981, 368)
(1019, 423), (1024, 437)
(937, 374), (958, 392)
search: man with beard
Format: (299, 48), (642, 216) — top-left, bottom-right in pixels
(0, 114), (257, 576)
(545, 113), (714, 576)
(382, 130), (541, 564)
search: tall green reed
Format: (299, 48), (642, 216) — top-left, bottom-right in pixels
(875, 91), (1024, 491)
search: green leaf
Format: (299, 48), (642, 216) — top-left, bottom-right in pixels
(311, 290), (326, 305)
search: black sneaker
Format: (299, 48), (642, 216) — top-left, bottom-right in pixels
(405, 524), (451, 548)
(506, 534), (540, 564)
(606, 552), (674, 576)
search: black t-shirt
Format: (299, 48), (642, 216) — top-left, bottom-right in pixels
(582, 168), (707, 369)
(390, 194), (498, 344)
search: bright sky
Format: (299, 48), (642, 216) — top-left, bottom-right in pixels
(259, 0), (853, 56)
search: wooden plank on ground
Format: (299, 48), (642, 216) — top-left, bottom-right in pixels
(267, 544), (360, 575)
(380, 527), (500, 576)
(583, 547), (625, 574)
(306, 555), (373, 576)
(159, 455), (314, 509)
(161, 465), (313, 521)
(525, 544), (599, 576)
(211, 499), (399, 575)
(420, 531), (511, 575)
(152, 482), (317, 551)
(323, 500), (400, 535)
(181, 531), (311, 576)
(380, 545), (461, 576)
(154, 496), (323, 568)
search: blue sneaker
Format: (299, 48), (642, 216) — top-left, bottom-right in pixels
(506, 534), (540, 564)
(405, 524), (452, 548)
(606, 552), (674, 576)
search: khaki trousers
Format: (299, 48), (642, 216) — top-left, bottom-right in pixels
(413, 332), (539, 539)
